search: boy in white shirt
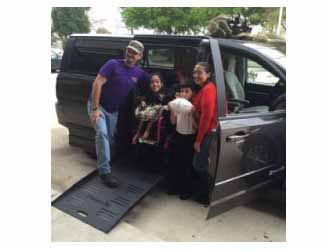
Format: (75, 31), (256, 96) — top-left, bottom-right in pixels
(167, 84), (196, 200)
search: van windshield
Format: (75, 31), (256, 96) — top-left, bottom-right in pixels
(243, 42), (286, 69)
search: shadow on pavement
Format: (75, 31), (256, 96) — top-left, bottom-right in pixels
(246, 199), (286, 219)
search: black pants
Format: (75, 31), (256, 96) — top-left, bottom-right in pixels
(169, 132), (195, 194)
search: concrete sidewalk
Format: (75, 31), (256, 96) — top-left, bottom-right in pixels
(51, 123), (285, 242)
(51, 73), (285, 241)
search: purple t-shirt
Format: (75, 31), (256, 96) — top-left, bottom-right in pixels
(96, 59), (149, 113)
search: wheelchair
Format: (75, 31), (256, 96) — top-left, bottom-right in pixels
(133, 109), (175, 169)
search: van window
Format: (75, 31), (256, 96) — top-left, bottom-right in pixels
(222, 51), (284, 114)
(148, 48), (174, 68)
(51, 51), (57, 59)
(67, 46), (125, 76)
(247, 59), (279, 86)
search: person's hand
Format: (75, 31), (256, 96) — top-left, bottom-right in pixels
(90, 110), (101, 127)
(190, 106), (195, 114)
(194, 142), (201, 152)
(141, 101), (147, 108)
(168, 100), (174, 111)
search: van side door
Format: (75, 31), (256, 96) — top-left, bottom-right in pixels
(207, 39), (285, 219)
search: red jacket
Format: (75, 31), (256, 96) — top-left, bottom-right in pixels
(192, 81), (218, 144)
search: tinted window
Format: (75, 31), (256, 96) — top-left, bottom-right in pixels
(148, 48), (174, 68)
(64, 38), (131, 76)
(68, 47), (124, 76)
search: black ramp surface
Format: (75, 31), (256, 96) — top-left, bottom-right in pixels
(52, 160), (164, 233)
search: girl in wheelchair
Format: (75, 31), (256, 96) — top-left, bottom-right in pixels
(132, 72), (169, 145)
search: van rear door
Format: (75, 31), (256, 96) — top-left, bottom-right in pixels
(56, 35), (132, 153)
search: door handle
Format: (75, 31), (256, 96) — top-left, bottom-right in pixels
(226, 133), (250, 142)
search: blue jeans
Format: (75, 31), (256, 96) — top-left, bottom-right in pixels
(192, 131), (216, 196)
(87, 101), (118, 175)
(193, 132), (216, 178)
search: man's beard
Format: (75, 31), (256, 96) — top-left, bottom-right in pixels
(125, 57), (135, 67)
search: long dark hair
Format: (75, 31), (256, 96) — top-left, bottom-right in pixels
(149, 72), (165, 93)
(195, 61), (213, 83)
(196, 62), (211, 73)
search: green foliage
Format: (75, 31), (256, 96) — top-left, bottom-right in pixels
(121, 7), (224, 34)
(121, 8), (199, 34)
(96, 27), (111, 34)
(121, 7), (286, 35)
(241, 7), (286, 32)
(51, 7), (91, 46)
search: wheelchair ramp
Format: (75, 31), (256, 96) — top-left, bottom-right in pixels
(52, 160), (164, 233)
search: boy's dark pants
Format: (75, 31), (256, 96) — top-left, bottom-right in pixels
(169, 132), (195, 194)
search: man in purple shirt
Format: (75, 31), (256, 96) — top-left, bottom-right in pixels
(87, 40), (149, 188)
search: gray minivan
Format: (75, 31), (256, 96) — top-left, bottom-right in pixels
(55, 34), (285, 220)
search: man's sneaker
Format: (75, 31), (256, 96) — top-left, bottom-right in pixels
(100, 173), (119, 188)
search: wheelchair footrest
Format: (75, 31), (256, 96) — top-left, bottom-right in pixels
(138, 138), (157, 145)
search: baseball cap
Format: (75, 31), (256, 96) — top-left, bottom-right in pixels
(127, 40), (144, 54)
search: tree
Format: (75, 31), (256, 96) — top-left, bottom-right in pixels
(122, 8), (225, 34)
(51, 7), (91, 47)
(240, 7), (286, 33)
(121, 7), (213, 34)
(121, 7), (286, 35)
(96, 27), (111, 34)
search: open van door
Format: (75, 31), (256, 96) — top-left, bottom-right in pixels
(207, 39), (286, 219)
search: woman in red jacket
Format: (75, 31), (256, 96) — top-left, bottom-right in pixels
(192, 62), (218, 205)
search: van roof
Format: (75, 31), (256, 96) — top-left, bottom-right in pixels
(70, 33), (134, 38)
(70, 33), (208, 39)
(70, 34), (282, 48)
(69, 34), (285, 69)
